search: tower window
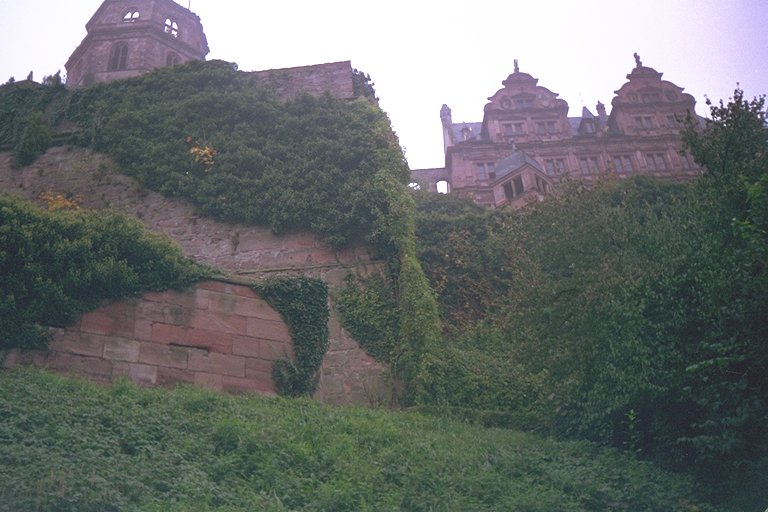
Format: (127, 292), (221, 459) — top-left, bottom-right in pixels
(164, 18), (179, 37)
(166, 53), (181, 66)
(107, 43), (129, 71)
(123, 10), (140, 22)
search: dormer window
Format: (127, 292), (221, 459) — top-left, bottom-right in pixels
(164, 18), (179, 37)
(123, 10), (140, 22)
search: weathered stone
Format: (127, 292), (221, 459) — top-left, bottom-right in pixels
(246, 318), (291, 343)
(49, 332), (104, 358)
(231, 336), (261, 359)
(188, 352), (245, 378)
(156, 366), (196, 387)
(138, 342), (189, 369)
(194, 372), (223, 390)
(129, 364), (158, 386)
(102, 337), (141, 363)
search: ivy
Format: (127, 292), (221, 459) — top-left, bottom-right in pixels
(253, 276), (329, 397)
(337, 273), (398, 364)
(0, 194), (207, 350)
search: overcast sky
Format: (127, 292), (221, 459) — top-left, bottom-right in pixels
(0, 0), (766, 169)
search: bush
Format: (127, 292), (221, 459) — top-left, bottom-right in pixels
(0, 194), (206, 350)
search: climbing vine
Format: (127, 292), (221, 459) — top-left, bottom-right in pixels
(253, 276), (329, 397)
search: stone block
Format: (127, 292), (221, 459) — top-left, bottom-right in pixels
(49, 332), (105, 358)
(189, 310), (247, 335)
(150, 323), (233, 354)
(156, 366), (196, 387)
(246, 318), (291, 343)
(245, 356), (273, 376)
(103, 338), (140, 363)
(129, 363), (158, 386)
(260, 340), (293, 361)
(138, 342), (189, 369)
(134, 319), (153, 341)
(232, 336), (261, 358)
(188, 352), (245, 378)
(222, 376), (275, 395)
(46, 352), (113, 381)
(79, 309), (134, 337)
(111, 362), (130, 379)
(194, 372), (223, 390)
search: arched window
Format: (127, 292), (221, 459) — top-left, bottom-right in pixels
(107, 43), (129, 71)
(123, 10), (140, 22)
(164, 18), (179, 37)
(166, 53), (181, 66)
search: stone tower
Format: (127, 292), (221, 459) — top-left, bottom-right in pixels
(65, 0), (209, 88)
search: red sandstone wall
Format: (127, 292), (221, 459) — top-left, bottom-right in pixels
(3, 281), (290, 394)
(0, 148), (390, 405)
(251, 61), (355, 100)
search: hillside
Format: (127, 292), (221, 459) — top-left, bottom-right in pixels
(0, 369), (717, 512)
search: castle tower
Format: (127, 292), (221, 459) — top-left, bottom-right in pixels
(65, 0), (209, 88)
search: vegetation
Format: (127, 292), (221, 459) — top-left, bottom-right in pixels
(254, 277), (330, 397)
(0, 61), (441, 402)
(0, 369), (717, 511)
(405, 91), (768, 509)
(0, 194), (207, 350)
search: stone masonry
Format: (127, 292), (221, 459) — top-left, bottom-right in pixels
(0, 148), (389, 405)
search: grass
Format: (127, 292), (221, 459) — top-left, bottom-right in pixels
(0, 369), (717, 511)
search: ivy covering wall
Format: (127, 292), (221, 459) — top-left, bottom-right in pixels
(254, 277), (329, 397)
(0, 62), (443, 403)
(0, 194), (207, 350)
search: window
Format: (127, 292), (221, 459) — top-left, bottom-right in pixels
(513, 175), (524, 195)
(123, 10), (140, 22)
(475, 162), (494, 180)
(612, 155), (634, 173)
(502, 123), (525, 136)
(166, 53), (181, 66)
(544, 158), (566, 176)
(641, 92), (661, 103)
(535, 176), (549, 194)
(514, 97), (534, 108)
(164, 18), (179, 37)
(633, 116), (656, 129)
(679, 153), (693, 169)
(578, 156), (600, 175)
(503, 175), (525, 201)
(666, 114), (682, 129)
(645, 153), (667, 171)
(107, 43), (128, 71)
(536, 122), (546, 134)
(547, 121), (558, 134)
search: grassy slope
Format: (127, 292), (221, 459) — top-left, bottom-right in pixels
(0, 369), (715, 512)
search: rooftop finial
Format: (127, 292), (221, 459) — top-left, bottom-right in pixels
(633, 52), (642, 68)
(514, 59), (520, 73)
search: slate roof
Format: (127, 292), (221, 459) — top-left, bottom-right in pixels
(494, 150), (544, 180)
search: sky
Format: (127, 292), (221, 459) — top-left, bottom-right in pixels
(0, 0), (766, 170)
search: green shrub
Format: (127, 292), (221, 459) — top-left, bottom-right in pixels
(254, 276), (329, 397)
(0, 194), (206, 350)
(0, 369), (722, 511)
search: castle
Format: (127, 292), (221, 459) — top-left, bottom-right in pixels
(65, 0), (209, 88)
(411, 55), (703, 208)
(63, 0), (356, 100)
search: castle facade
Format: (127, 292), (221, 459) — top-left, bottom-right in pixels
(65, 0), (209, 88)
(412, 55), (702, 208)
